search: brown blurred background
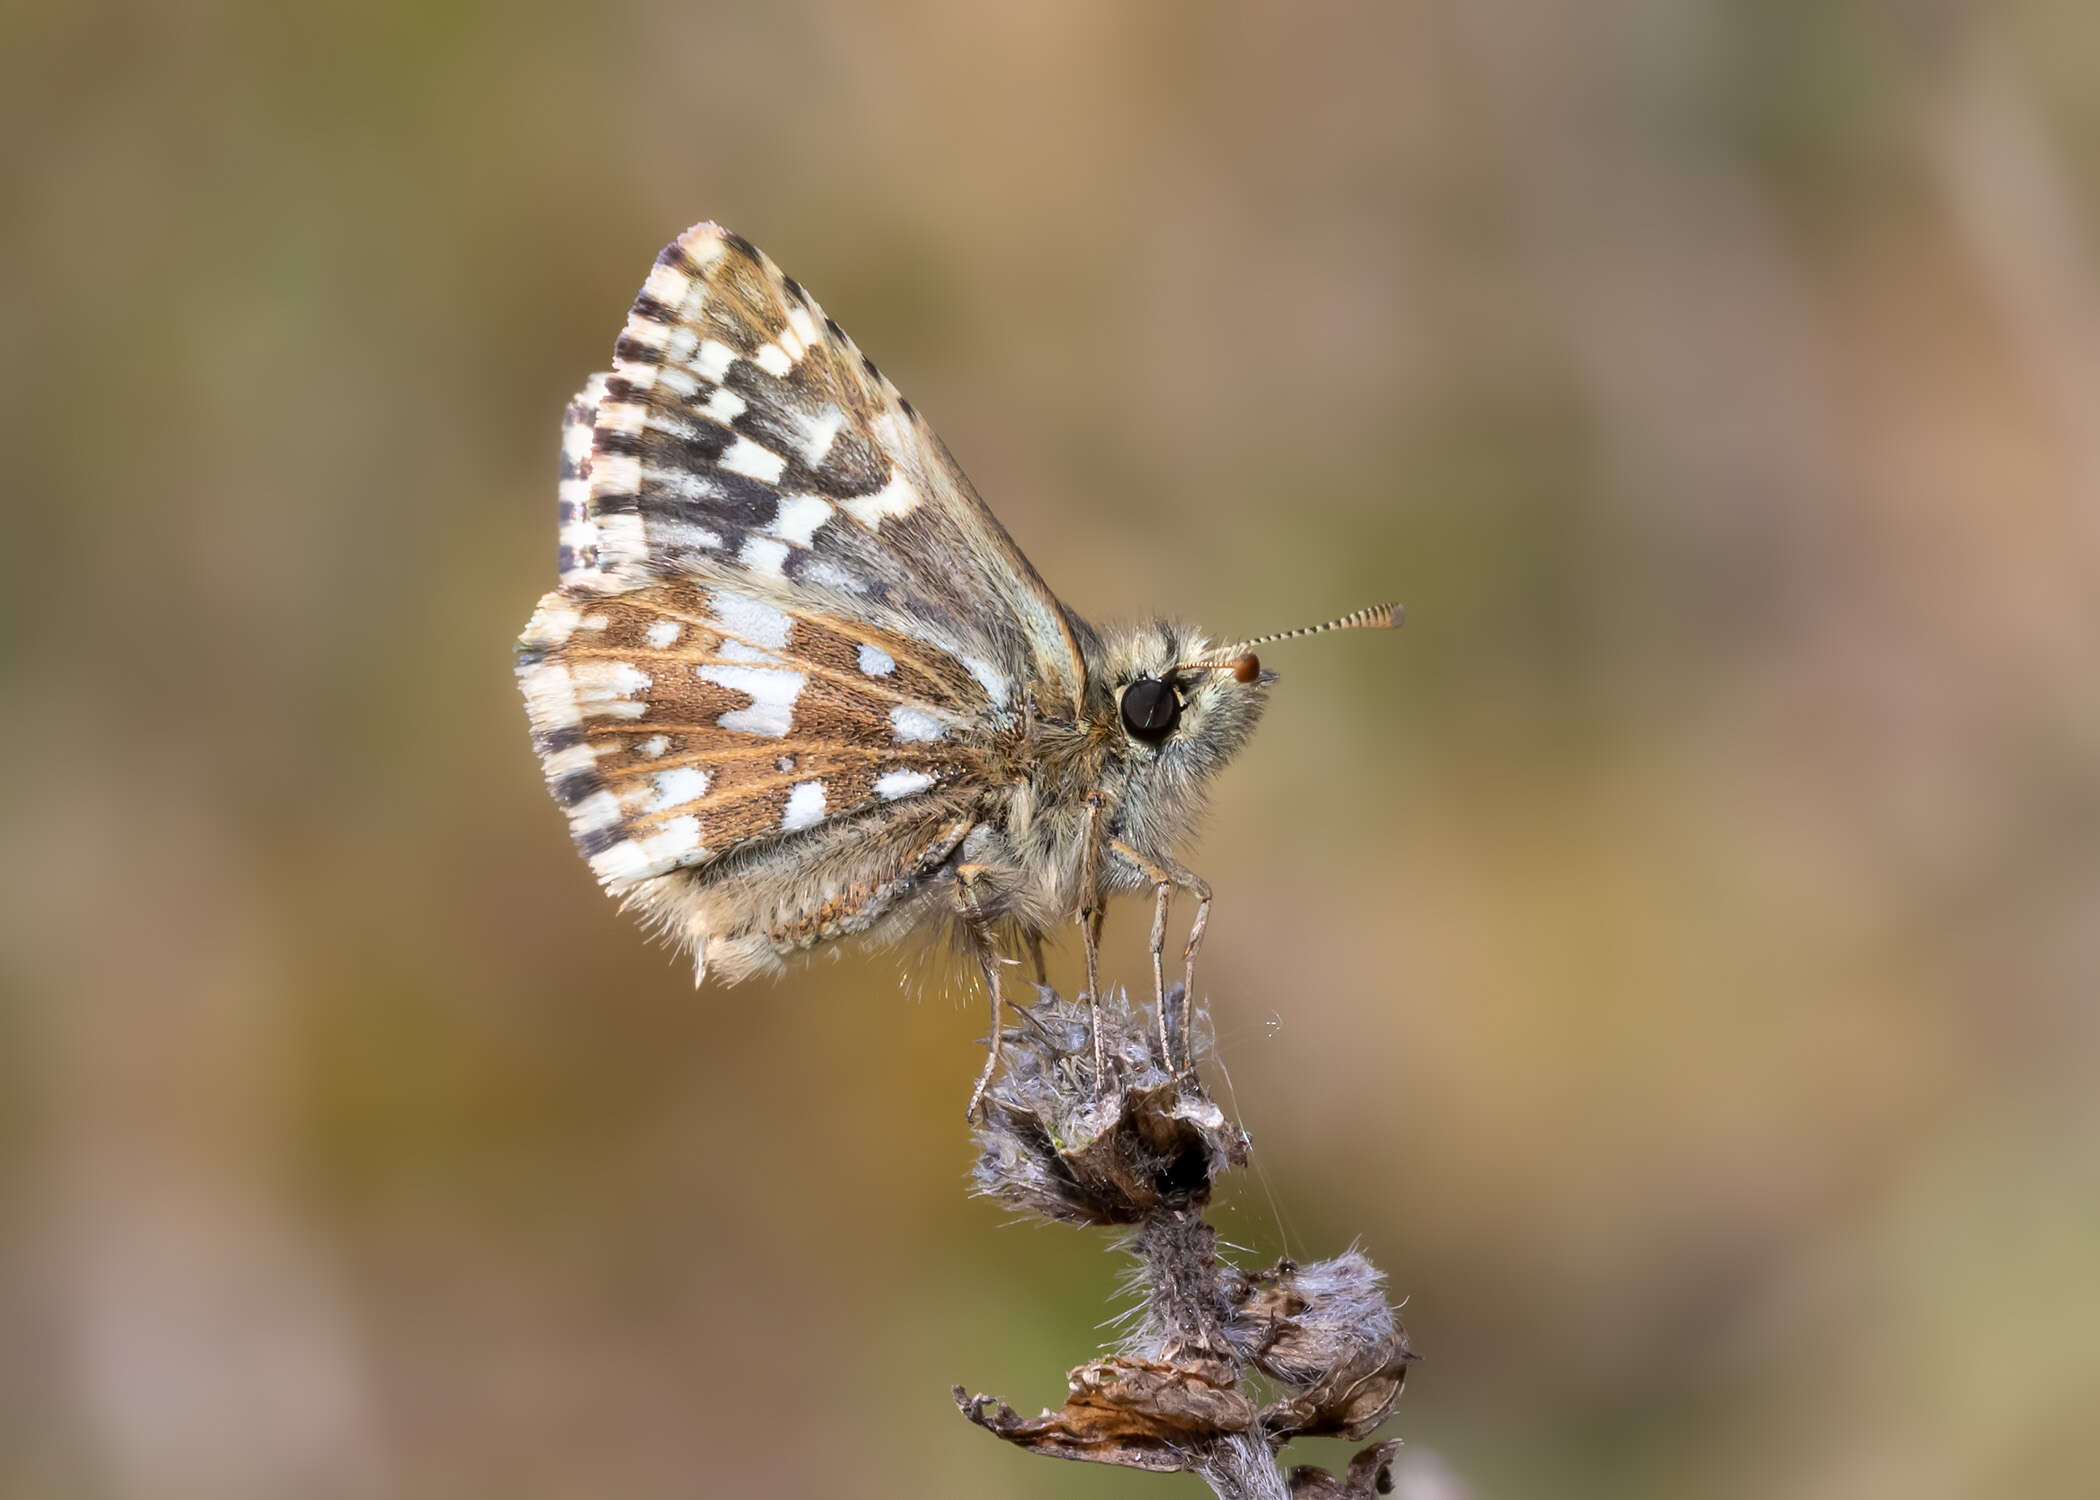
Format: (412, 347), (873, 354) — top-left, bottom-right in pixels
(6, 2), (2099, 1496)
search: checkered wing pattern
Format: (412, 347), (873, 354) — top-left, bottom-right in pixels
(556, 222), (1082, 712)
(519, 222), (1080, 891)
(518, 581), (991, 889)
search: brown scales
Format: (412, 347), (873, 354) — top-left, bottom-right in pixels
(538, 581), (990, 853)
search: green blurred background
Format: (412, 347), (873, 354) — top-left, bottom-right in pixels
(6, 3), (2099, 1496)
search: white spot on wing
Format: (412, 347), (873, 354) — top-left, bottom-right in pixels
(842, 473), (921, 527)
(643, 262), (693, 310)
(874, 769), (934, 800)
(570, 790), (623, 833)
(594, 509), (646, 566)
(591, 841), (650, 885)
(694, 340), (737, 381)
(638, 735), (669, 758)
(781, 780), (826, 831)
(562, 419), (593, 463)
(889, 705), (946, 743)
(721, 437), (787, 484)
(656, 365), (699, 399)
(752, 343), (793, 377)
(652, 816), (704, 861)
(857, 643), (895, 677)
(645, 620), (682, 649)
(708, 593), (792, 648)
(698, 664), (804, 737)
(739, 535), (790, 577)
(521, 601), (581, 648)
(570, 661), (651, 720)
(701, 387), (747, 424)
(649, 766), (712, 811)
(798, 406), (845, 468)
(591, 451), (642, 495)
(541, 742), (601, 778)
(643, 413), (705, 444)
(653, 520), (723, 553)
(961, 655), (1010, 706)
(589, 816), (706, 887)
(800, 559), (867, 593)
(619, 319), (667, 352)
(871, 411), (912, 453)
(769, 494), (833, 546)
(519, 662), (580, 728)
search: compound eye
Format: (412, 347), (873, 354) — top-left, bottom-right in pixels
(1119, 676), (1181, 742)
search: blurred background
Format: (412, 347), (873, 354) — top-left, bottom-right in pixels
(5, 2), (2099, 1496)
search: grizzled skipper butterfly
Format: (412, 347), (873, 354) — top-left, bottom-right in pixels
(517, 223), (1398, 1114)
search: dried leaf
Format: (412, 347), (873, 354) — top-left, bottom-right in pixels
(1257, 1326), (1413, 1441)
(1287, 1440), (1404, 1498)
(954, 1354), (1256, 1471)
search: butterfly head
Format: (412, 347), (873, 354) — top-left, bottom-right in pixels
(1087, 602), (1401, 833)
(1093, 620), (1275, 775)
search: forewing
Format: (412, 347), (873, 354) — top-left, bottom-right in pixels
(518, 581), (990, 890)
(553, 374), (610, 588)
(570, 222), (1086, 718)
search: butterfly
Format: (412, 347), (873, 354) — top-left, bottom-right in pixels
(516, 223), (1398, 1114)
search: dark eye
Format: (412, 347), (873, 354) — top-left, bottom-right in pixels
(1119, 676), (1181, 742)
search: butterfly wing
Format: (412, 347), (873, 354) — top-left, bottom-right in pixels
(569, 222), (1084, 718)
(519, 579), (991, 890)
(520, 223), (1079, 897)
(552, 373), (610, 590)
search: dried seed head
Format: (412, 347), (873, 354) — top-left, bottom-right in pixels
(969, 987), (1248, 1226)
(1223, 1251), (1415, 1441)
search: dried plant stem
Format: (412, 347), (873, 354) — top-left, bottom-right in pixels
(1133, 1210), (1232, 1363)
(954, 986), (1411, 1499)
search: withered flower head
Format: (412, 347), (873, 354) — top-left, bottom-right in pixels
(970, 987), (1248, 1225)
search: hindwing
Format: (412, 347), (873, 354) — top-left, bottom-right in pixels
(518, 581), (991, 890)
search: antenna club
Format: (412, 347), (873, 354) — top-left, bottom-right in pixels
(1170, 651), (1267, 683)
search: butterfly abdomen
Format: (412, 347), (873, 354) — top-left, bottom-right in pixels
(619, 802), (981, 982)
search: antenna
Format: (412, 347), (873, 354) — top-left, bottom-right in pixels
(1176, 601), (1402, 681)
(1223, 601), (1401, 656)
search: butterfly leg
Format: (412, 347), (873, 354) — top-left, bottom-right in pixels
(1108, 839), (1183, 1074)
(1165, 858), (1212, 1079)
(957, 863), (1010, 1121)
(1024, 931), (1048, 988)
(1077, 791), (1108, 1083)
